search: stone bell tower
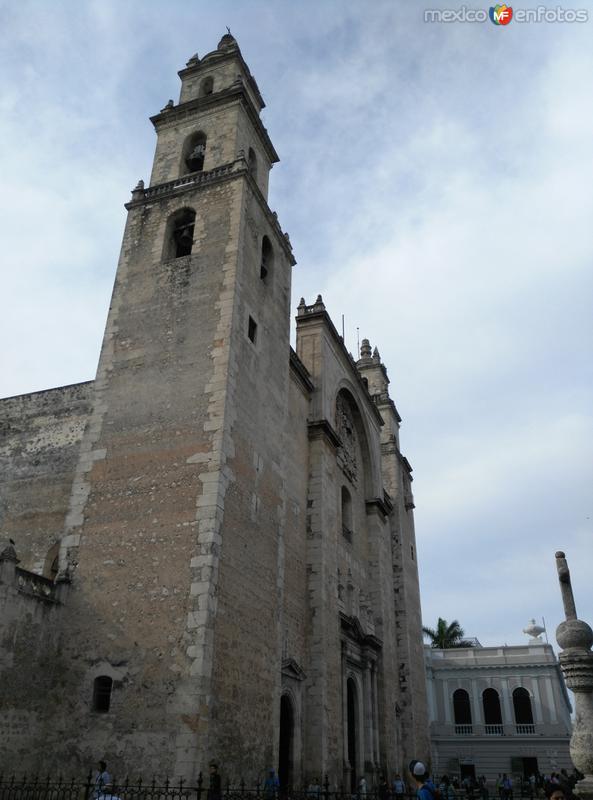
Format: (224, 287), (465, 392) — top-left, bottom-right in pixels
(52, 34), (295, 778)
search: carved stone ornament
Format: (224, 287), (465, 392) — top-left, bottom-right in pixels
(555, 551), (593, 798)
(336, 393), (358, 484)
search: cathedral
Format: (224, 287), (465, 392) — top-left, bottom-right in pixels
(0, 34), (429, 785)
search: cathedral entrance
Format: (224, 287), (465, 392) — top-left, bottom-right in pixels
(347, 678), (359, 791)
(279, 694), (294, 789)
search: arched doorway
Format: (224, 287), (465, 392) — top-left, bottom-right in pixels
(347, 678), (359, 791)
(279, 694), (294, 790)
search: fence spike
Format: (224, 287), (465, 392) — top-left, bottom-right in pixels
(152, 775), (157, 792)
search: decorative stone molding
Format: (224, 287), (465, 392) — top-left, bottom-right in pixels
(555, 551), (593, 798)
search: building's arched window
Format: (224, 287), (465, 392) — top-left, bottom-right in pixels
(93, 676), (113, 713)
(513, 687), (534, 725)
(482, 688), (503, 725)
(199, 76), (214, 97)
(248, 147), (258, 180)
(166, 209), (196, 259)
(341, 486), (353, 542)
(183, 131), (207, 174)
(260, 236), (273, 281)
(453, 689), (472, 725)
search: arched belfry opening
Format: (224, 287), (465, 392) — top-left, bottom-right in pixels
(199, 75), (214, 97)
(346, 678), (359, 791)
(164, 208), (196, 260)
(260, 236), (273, 281)
(182, 131), (207, 174)
(278, 694), (294, 789)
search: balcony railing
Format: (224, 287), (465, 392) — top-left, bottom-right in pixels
(454, 724), (473, 735)
(485, 724), (504, 735)
(516, 723), (536, 734)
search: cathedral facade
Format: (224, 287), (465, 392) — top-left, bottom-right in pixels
(0, 35), (429, 785)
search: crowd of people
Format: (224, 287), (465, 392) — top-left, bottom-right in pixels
(90, 759), (583, 800)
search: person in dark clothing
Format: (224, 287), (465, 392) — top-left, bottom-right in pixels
(208, 761), (221, 800)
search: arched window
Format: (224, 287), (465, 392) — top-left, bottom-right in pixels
(513, 687), (534, 725)
(453, 689), (472, 725)
(260, 236), (274, 281)
(482, 688), (503, 726)
(199, 76), (214, 97)
(341, 486), (353, 542)
(166, 209), (196, 259)
(93, 676), (113, 713)
(183, 131), (207, 174)
(248, 147), (258, 180)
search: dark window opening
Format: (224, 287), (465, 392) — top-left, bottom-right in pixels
(248, 147), (258, 180)
(199, 76), (214, 97)
(347, 678), (358, 792)
(248, 316), (257, 343)
(411, 545), (414, 560)
(260, 236), (274, 281)
(184, 132), (207, 173)
(453, 689), (472, 725)
(482, 688), (503, 725)
(513, 687), (534, 725)
(171, 209), (196, 258)
(93, 676), (113, 713)
(341, 486), (353, 542)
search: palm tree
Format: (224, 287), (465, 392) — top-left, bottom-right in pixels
(422, 617), (470, 648)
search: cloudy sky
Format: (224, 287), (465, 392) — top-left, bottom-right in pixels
(1, 0), (591, 648)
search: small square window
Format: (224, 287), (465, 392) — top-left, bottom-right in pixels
(248, 316), (257, 343)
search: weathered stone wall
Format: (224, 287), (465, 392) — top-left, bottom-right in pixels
(295, 305), (412, 785)
(207, 181), (293, 779)
(42, 174), (249, 778)
(0, 382), (93, 573)
(0, 558), (68, 764)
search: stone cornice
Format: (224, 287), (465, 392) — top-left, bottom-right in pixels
(125, 158), (295, 265)
(150, 83), (279, 164)
(365, 494), (393, 519)
(430, 662), (559, 673)
(307, 419), (341, 450)
(373, 393), (402, 423)
(289, 347), (314, 394)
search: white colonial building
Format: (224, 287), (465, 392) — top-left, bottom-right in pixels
(425, 623), (573, 782)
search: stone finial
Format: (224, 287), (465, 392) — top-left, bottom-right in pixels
(0, 539), (19, 563)
(372, 346), (381, 362)
(131, 179), (145, 201)
(218, 31), (237, 50)
(161, 99), (174, 112)
(522, 619), (545, 641)
(313, 295), (325, 311)
(360, 339), (372, 358)
(556, 551), (578, 621)
(186, 53), (200, 67)
(554, 552), (593, 798)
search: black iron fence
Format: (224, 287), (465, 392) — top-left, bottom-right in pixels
(0, 775), (561, 800)
(0, 776), (424, 800)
